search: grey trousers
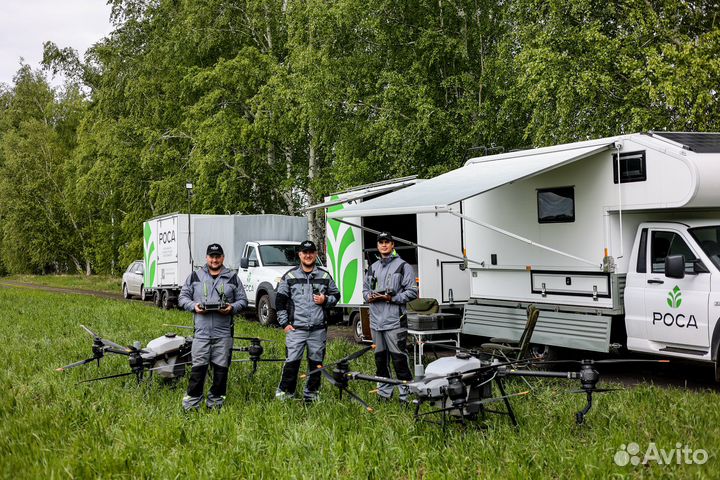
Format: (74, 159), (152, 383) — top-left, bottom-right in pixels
(371, 327), (412, 400)
(183, 336), (233, 410)
(277, 328), (327, 399)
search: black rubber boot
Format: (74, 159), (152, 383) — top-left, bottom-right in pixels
(187, 364), (209, 398)
(278, 359), (302, 395)
(305, 358), (323, 395)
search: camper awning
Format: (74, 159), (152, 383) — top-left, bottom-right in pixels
(327, 143), (611, 218)
(306, 178), (421, 211)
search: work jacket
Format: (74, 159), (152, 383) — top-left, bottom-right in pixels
(363, 254), (418, 331)
(178, 265), (248, 339)
(276, 266), (340, 328)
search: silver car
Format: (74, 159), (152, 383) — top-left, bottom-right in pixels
(122, 260), (148, 300)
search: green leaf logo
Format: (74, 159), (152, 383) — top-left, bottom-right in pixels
(667, 286), (682, 309)
(144, 223), (156, 288)
(326, 196), (359, 303)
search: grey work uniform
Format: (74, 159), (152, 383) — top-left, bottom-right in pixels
(178, 265), (248, 410)
(363, 254), (418, 400)
(276, 266), (339, 400)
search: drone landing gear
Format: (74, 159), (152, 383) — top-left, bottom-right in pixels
(480, 377), (519, 428)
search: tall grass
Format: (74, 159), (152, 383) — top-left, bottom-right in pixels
(0, 286), (717, 478)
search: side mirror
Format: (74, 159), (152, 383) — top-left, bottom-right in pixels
(240, 257), (249, 269)
(693, 259), (709, 274)
(665, 255), (685, 279)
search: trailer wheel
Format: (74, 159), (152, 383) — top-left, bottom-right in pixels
(161, 290), (175, 310)
(153, 290), (162, 308)
(257, 294), (277, 327)
(351, 312), (364, 343)
(122, 284), (130, 300)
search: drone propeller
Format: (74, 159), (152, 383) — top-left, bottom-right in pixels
(303, 344), (376, 378)
(320, 368), (374, 412)
(56, 325), (129, 371)
(56, 357), (98, 372)
(234, 336), (274, 343)
(80, 324), (131, 353)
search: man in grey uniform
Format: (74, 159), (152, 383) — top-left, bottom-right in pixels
(363, 232), (418, 401)
(275, 240), (340, 402)
(178, 243), (248, 411)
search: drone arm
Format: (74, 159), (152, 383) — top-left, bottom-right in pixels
(104, 348), (132, 356)
(500, 369), (579, 380)
(347, 372), (408, 385)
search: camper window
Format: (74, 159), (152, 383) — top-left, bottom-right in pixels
(537, 187), (575, 223)
(613, 151), (646, 184)
(650, 231), (697, 274)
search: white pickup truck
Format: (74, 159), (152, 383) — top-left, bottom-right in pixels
(238, 241), (304, 326)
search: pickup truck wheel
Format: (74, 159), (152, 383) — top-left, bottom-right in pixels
(122, 284), (131, 300)
(257, 294), (277, 326)
(352, 312), (364, 343)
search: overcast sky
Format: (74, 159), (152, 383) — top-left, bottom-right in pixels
(0, 0), (113, 88)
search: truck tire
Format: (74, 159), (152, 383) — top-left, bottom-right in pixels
(351, 312), (364, 343)
(122, 284), (130, 300)
(140, 284), (148, 301)
(257, 294), (277, 327)
(153, 290), (162, 308)
(161, 289), (175, 310)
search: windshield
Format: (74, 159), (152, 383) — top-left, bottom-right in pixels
(689, 226), (720, 270)
(258, 245), (299, 266)
(258, 244), (324, 266)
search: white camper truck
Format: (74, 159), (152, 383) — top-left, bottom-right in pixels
(328, 132), (720, 379)
(311, 177), (471, 341)
(142, 214), (306, 313)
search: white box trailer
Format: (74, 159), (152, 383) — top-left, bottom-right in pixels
(329, 132), (720, 378)
(311, 177), (471, 339)
(143, 213), (307, 308)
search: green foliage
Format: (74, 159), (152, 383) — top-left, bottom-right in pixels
(0, 0), (718, 270)
(1, 286), (719, 477)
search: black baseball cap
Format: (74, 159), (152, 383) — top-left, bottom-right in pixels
(206, 243), (224, 256)
(376, 232), (394, 243)
(299, 240), (317, 252)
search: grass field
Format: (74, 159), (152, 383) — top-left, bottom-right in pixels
(1, 284), (718, 479)
(3, 274), (122, 294)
